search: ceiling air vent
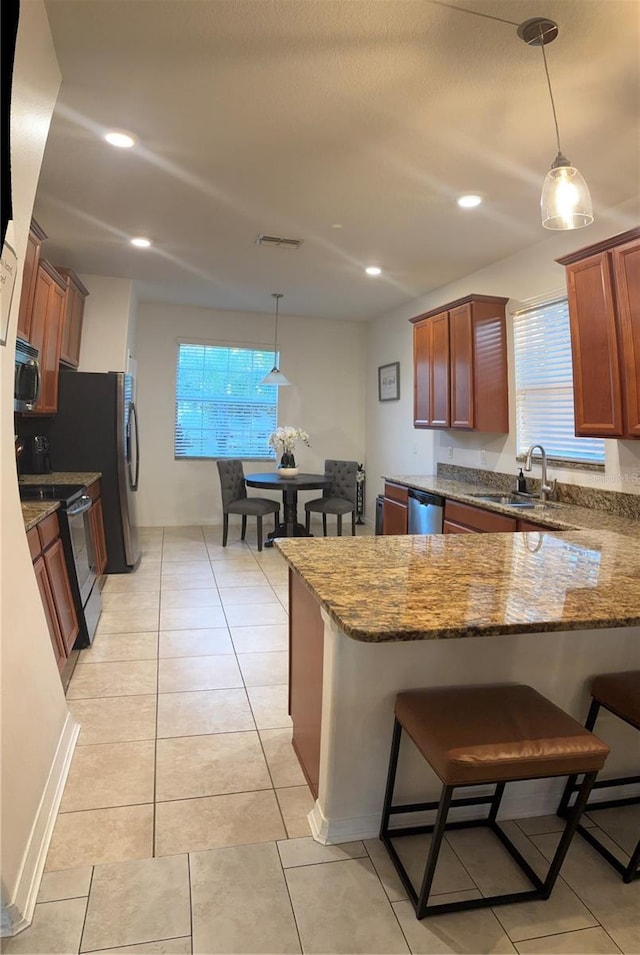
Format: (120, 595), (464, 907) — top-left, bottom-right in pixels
(256, 234), (303, 249)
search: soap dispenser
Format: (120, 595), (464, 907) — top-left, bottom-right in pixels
(517, 468), (527, 493)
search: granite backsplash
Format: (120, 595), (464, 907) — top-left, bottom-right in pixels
(436, 463), (640, 521)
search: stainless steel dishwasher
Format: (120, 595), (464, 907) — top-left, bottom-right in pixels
(407, 488), (445, 534)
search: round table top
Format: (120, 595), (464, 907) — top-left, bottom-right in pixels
(245, 472), (330, 491)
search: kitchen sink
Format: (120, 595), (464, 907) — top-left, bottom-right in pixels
(468, 492), (563, 510)
(471, 495), (535, 509)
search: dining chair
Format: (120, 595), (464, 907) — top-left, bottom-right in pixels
(216, 460), (279, 552)
(304, 459), (358, 536)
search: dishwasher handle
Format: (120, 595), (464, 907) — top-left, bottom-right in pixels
(407, 488), (445, 508)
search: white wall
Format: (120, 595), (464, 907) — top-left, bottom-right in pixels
(77, 274), (137, 372)
(366, 201), (640, 517)
(134, 302), (366, 526)
(1, 0), (68, 924)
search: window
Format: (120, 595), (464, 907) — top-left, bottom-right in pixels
(175, 342), (278, 459)
(513, 297), (605, 465)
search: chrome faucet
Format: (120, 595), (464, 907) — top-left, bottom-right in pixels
(524, 444), (553, 502)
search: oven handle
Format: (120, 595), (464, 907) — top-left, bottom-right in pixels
(66, 494), (92, 517)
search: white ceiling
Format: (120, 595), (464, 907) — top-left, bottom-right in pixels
(35, 0), (639, 322)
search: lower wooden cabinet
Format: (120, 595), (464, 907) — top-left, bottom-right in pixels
(28, 512), (79, 672)
(383, 482), (409, 534)
(289, 570), (324, 798)
(443, 499), (517, 533)
(33, 553), (67, 672)
(86, 480), (108, 575)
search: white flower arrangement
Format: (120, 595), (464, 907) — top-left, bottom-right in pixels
(268, 426), (310, 454)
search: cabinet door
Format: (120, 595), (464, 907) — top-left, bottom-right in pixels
(413, 318), (432, 427)
(383, 498), (408, 534)
(430, 312), (450, 428)
(59, 279), (87, 367)
(613, 239), (640, 437)
(16, 228), (41, 342)
(449, 303), (473, 429)
(444, 499), (516, 533)
(43, 537), (79, 655)
(289, 570), (324, 798)
(29, 265), (66, 414)
(516, 519), (550, 531)
(89, 498), (108, 575)
(565, 252), (624, 437)
(34, 555), (67, 672)
(443, 519), (476, 534)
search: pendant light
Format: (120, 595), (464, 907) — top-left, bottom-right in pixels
(518, 17), (593, 231)
(261, 292), (290, 386)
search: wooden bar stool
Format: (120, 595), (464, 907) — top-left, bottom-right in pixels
(557, 670), (640, 883)
(380, 683), (609, 919)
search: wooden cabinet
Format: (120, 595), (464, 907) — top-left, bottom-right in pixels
(86, 480), (108, 575)
(382, 482), (409, 534)
(28, 260), (66, 414)
(557, 227), (640, 439)
(411, 294), (509, 432)
(289, 569), (324, 798)
(516, 519), (550, 532)
(16, 220), (46, 342)
(443, 499), (516, 534)
(33, 554), (66, 673)
(29, 512), (79, 672)
(56, 268), (89, 367)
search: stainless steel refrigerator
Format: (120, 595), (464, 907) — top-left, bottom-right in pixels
(48, 371), (141, 573)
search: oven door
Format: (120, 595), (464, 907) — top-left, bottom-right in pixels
(66, 494), (95, 606)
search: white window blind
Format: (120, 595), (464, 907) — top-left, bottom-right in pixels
(513, 298), (605, 464)
(175, 343), (278, 459)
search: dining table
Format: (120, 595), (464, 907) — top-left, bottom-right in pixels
(244, 472), (331, 547)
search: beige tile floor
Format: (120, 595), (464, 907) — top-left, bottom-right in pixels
(3, 522), (639, 954)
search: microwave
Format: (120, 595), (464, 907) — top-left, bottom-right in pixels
(15, 339), (40, 412)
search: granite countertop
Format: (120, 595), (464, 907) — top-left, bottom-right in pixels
(19, 471), (102, 487)
(386, 474), (640, 540)
(276, 530), (640, 642)
(23, 501), (60, 533)
(20, 472), (102, 532)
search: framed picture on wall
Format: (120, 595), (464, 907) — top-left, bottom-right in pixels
(378, 361), (400, 402)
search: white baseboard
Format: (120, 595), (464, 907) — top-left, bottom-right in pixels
(307, 778), (639, 846)
(1, 713), (79, 937)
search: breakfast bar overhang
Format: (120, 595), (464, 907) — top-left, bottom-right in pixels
(276, 531), (640, 845)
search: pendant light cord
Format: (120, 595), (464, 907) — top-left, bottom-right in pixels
(429, 1), (519, 28)
(272, 292), (283, 360)
(537, 26), (562, 155)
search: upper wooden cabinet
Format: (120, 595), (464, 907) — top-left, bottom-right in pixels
(411, 294), (509, 432)
(28, 260), (67, 414)
(16, 220), (47, 342)
(557, 227), (640, 439)
(56, 268), (89, 367)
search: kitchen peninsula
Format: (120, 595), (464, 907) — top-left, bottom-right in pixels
(276, 529), (640, 845)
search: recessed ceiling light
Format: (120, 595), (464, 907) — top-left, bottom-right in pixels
(105, 130), (136, 148)
(331, 223), (343, 229)
(130, 237), (151, 248)
(457, 194), (483, 209)
(365, 266), (381, 276)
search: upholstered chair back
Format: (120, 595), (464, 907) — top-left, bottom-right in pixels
(325, 459), (358, 504)
(217, 459), (248, 508)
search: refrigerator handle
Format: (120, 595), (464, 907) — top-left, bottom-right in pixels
(127, 400), (140, 491)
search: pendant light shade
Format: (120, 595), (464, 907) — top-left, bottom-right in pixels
(261, 292), (290, 387)
(541, 152), (593, 231)
(518, 17), (594, 232)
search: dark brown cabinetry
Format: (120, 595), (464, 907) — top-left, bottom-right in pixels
(557, 228), (640, 439)
(443, 499), (516, 534)
(289, 569), (324, 797)
(16, 221), (47, 342)
(28, 260), (67, 414)
(86, 479), (108, 575)
(28, 512), (79, 671)
(56, 268), (89, 368)
(382, 482), (409, 534)
(411, 294), (509, 432)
